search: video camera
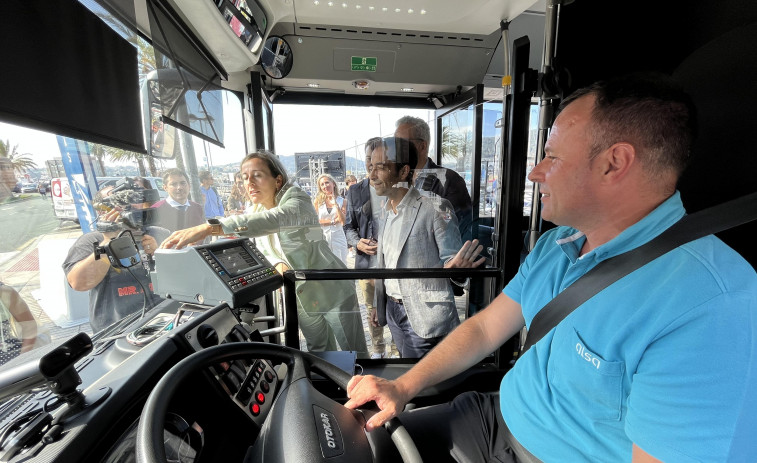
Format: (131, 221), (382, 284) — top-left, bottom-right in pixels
(94, 177), (160, 233)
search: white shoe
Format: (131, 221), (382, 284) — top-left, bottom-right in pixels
(370, 352), (385, 359)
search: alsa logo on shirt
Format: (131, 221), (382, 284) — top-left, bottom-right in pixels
(117, 283), (154, 297)
(575, 342), (601, 369)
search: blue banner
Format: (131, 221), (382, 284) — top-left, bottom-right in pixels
(56, 136), (99, 233)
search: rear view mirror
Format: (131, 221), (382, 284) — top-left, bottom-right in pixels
(261, 36), (293, 79)
(149, 106), (177, 159)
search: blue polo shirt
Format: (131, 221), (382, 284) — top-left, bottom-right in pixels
(501, 191), (757, 461)
(201, 185), (225, 218)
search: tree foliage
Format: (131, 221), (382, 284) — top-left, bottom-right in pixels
(0, 139), (38, 174)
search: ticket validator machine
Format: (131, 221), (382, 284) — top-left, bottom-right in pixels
(151, 238), (282, 308)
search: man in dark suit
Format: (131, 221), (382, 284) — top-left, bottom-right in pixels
(344, 137), (397, 358)
(395, 116), (473, 241)
(150, 168), (204, 232)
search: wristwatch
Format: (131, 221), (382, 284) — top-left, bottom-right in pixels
(207, 218), (224, 235)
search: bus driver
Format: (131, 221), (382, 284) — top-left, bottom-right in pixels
(344, 74), (757, 462)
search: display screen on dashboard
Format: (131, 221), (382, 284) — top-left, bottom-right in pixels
(210, 245), (262, 277)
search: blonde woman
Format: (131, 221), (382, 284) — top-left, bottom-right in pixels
(313, 174), (349, 263)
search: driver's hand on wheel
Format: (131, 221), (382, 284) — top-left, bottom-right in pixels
(344, 375), (411, 431)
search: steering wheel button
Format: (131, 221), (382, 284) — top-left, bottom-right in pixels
(250, 403), (260, 416)
(256, 392), (265, 404)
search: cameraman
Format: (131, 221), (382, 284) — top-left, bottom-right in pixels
(63, 182), (165, 333)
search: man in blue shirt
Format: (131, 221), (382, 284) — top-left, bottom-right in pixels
(199, 170), (225, 218)
(344, 74), (757, 462)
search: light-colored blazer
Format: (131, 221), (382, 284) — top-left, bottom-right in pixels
(377, 187), (462, 338)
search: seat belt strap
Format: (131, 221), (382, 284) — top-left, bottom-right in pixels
(521, 191), (757, 354)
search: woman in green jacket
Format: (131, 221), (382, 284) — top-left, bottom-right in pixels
(162, 152), (368, 357)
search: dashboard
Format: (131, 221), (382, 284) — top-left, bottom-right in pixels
(0, 300), (283, 462)
(0, 238), (286, 462)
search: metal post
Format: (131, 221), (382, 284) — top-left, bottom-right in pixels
(282, 274), (299, 349)
(528, 0), (563, 251)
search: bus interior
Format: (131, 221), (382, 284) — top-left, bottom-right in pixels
(0, 0), (756, 462)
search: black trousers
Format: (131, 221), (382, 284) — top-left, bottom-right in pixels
(398, 391), (540, 463)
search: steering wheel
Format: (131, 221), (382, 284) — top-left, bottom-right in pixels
(135, 343), (422, 463)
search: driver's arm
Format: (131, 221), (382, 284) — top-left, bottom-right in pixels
(345, 292), (525, 430)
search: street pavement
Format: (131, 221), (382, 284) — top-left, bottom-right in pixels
(0, 196), (92, 347)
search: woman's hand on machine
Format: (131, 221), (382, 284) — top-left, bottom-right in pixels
(159, 224), (213, 250)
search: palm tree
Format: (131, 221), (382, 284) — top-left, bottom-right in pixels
(87, 142), (158, 177)
(0, 139), (38, 174)
(100, 146), (148, 177)
(87, 143), (108, 175)
(441, 126), (468, 161)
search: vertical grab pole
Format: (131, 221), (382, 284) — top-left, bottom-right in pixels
(282, 272), (299, 349)
(492, 20), (511, 270)
(528, 0), (563, 251)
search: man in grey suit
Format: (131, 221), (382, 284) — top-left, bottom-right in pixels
(370, 137), (484, 357)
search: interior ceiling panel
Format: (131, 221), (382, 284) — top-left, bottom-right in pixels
(293, 0), (540, 35)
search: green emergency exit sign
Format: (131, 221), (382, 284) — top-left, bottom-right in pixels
(351, 56), (377, 72)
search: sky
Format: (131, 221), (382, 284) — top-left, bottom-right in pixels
(0, 104), (433, 176)
(0, 122), (60, 168)
(272, 105), (433, 161)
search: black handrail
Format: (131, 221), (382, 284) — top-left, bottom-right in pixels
(283, 267), (500, 281)
(280, 267), (500, 352)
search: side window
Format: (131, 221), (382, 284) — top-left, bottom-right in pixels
(524, 103), (539, 216)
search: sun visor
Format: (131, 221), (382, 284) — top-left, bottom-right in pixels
(145, 0), (227, 148)
(0, 0), (143, 153)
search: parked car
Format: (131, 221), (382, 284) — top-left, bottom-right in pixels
(20, 182), (37, 193)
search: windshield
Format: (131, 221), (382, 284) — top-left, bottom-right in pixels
(0, 97), (507, 369)
(0, 0), (516, 372)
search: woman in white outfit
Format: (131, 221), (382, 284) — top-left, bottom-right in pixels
(313, 174), (349, 263)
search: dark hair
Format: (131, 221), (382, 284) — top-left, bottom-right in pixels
(240, 151), (289, 185)
(364, 136), (383, 156)
(198, 170), (213, 181)
(161, 168), (189, 183)
(378, 137), (418, 183)
(559, 73), (697, 179)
